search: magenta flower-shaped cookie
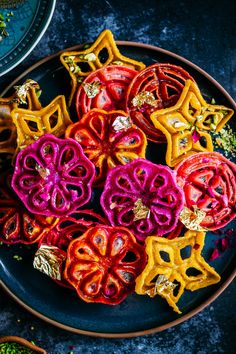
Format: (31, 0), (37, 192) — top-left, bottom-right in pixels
(11, 134), (95, 217)
(101, 158), (184, 242)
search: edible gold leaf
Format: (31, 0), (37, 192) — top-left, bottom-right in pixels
(13, 79), (40, 104)
(179, 206), (207, 231)
(112, 115), (132, 132)
(132, 91), (157, 108)
(33, 245), (66, 280)
(133, 198), (150, 221)
(82, 80), (102, 98)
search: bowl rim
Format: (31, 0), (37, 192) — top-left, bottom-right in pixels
(0, 335), (46, 353)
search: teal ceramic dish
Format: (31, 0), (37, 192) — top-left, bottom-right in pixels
(0, 0), (56, 76)
(0, 42), (235, 337)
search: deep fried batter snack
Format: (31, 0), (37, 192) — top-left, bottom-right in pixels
(60, 29), (145, 106)
(135, 230), (221, 313)
(11, 95), (72, 153)
(150, 80), (234, 167)
(0, 80), (42, 155)
(64, 225), (147, 304)
(65, 109), (147, 187)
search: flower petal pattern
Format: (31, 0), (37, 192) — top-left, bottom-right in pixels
(65, 109), (147, 186)
(101, 158), (185, 242)
(11, 134), (95, 217)
(64, 225), (146, 304)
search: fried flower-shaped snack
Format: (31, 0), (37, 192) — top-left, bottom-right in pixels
(0, 79), (42, 155)
(60, 29), (145, 106)
(0, 172), (57, 244)
(64, 225), (146, 305)
(126, 63), (194, 142)
(11, 134), (95, 217)
(65, 109), (147, 186)
(176, 152), (236, 230)
(150, 80), (234, 166)
(101, 158), (184, 242)
(76, 65), (137, 119)
(39, 209), (108, 252)
(135, 231), (221, 314)
(11, 95), (72, 154)
(34, 210), (108, 287)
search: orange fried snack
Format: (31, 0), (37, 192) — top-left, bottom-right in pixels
(150, 80), (234, 167)
(0, 80), (42, 155)
(135, 230), (221, 314)
(65, 109), (147, 187)
(11, 95), (72, 153)
(60, 29), (145, 106)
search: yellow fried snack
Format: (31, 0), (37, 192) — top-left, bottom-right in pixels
(60, 29), (146, 106)
(0, 80), (42, 155)
(135, 231), (221, 314)
(11, 95), (72, 153)
(150, 80), (234, 167)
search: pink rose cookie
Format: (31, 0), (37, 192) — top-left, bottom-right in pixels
(101, 158), (184, 242)
(11, 134), (95, 217)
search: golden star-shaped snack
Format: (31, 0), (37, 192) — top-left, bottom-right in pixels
(11, 95), (72, 153)
(0, 80), (42, 155)
(60, 29), (146, 106)
(135, 230), (221, 314)
(150, 80), (234, 167)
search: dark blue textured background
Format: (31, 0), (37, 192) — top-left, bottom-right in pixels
(0, 0), (236, 353)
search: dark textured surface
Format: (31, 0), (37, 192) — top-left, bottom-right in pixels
(0, 0), (236, 353)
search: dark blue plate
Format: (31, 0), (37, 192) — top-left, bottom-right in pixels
(0, 42), (235, 337)
(0, 0), (56, 76)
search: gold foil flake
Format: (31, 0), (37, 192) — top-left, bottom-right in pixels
(35, 164), (50, 179)
(132, 91), (157, 108)
(179, 206), (207, 231)
(33, 244), (66, 280)
(147, 275), (177, 297)
(112, 115), (132, 132)
(133, 198), (150, 221)
(82, 80), (102, 98)
(13, 79), (40, 104)
(110, 202), (117, 209)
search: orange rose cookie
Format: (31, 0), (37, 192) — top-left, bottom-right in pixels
(135, 230), (221, 314)
(65, 109), (147, 187)
(11, 95), (72, 154)
(0, 79), (42, 156)
(150, 80), (234, 167)
(60, 29), (145, 106)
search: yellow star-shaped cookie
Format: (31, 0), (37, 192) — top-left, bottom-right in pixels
(150, 80), (234, 167)
(60, 29), (146, 106)
(0, 80), (42, 155)
(135, 230), (221, 314)
(11, 95), (72, 153)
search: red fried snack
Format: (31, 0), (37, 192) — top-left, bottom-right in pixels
(64, 225), (146, 304)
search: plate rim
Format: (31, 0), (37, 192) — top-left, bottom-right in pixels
(0, 0), (56, 77)
(0, 41), (236, 338)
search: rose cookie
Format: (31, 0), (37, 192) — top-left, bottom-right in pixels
(101, 158), (184, 242)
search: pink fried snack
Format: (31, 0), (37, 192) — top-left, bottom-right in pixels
(101, 158), (184, 242)
(11, 134), (95, 217)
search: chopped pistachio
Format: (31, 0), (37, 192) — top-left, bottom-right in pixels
(84, 53), (97, 61)
(211, 98), (216, 104)
(196, 115), (204, 122)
